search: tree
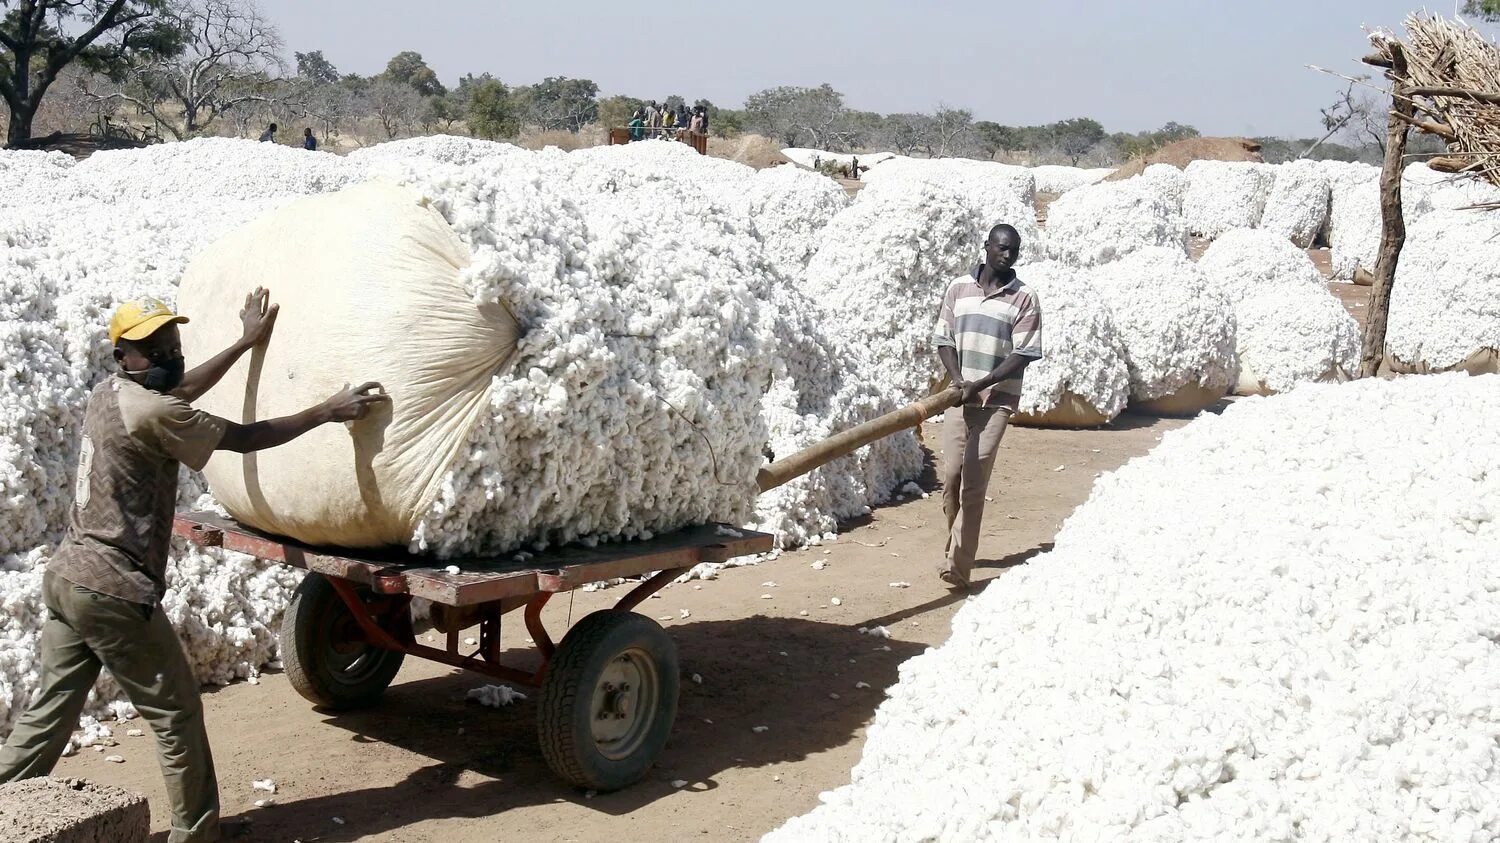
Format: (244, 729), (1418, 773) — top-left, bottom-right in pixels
(743, 83), (850, 148)
(974, 121), (1027, 158)
(382, 49), (444, 97)
(881, 112), (931, 156)
(1048, 117), (1106, 164)
(466, 77), (515, 139)
(1, 0), (184, 145)
(364, 77), (421, 139)
(515, 75), (597, 132)
(294, 49), (337, 85)
(925, 104), (975, 157)
(597, 93), (642, 128)
(94, 0), (284, 139)
(1463, 0), (1500, 19)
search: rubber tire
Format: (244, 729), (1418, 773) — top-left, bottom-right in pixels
(281, 573), (406, 710)
(538, 610), (679, 791)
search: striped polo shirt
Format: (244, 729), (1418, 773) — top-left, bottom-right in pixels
(932, 265), (1043, 409)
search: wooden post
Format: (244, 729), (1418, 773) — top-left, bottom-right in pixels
(1360, 44), (1413, 378)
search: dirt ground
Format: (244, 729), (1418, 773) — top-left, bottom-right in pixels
(54, 415), (1194, 842)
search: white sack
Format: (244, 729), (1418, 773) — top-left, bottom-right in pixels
(178, 181), (521, 548)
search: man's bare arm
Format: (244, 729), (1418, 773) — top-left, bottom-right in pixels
(174, 288), (279, 403)
(218, 383), (389, 453)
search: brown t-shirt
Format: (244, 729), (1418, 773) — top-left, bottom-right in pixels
(49, 375), (227, 605)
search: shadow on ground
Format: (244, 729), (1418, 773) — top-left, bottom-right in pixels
(221, 615), (923, 842)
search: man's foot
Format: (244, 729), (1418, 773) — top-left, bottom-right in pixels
(938, 569), (970, 590)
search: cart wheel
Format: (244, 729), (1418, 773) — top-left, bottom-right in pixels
(538, 610), (679, 791)
(281, 573), (406, 710)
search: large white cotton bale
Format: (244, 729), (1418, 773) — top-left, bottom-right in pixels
(1031, 164), (1114, 195)
(1387, 209), (1500, 374)
(1197, 229), (1360, 395)
(858, 157), (1042, 261)
(1181, 160), (1274, 238)
(178, 181), (521, 548)
(1092, 247), (1237, 413)
(69, 137), (357, 201)
(1043, 176), (1186, 267)
(800, 179), (987, 401)
(0, 322), (82, 554)
(1010, 261), (1130, 428)
(1258, 159), (1330, 247)
(768, 374), (1500, 843)
(0, 150), (75, 207)
(740, 165), (851, 281)
(346, 134), (529, 168)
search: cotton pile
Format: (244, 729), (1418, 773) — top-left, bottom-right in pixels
(1091, 247), (1237, 413)
(737, 164), (852, 281)
(1258, 159), (1330, 248)
(1386, 209), (1500, 374)
(1182, 160), (1275, 239)
(1197, 229), (1360, 394)
(1031, 165), (1115, 195)
(1043, 175), (1186, 267)
(769, 373), (1500, 843)
(799, 177), (987, 402)
(858, 157), (1042, 261)
(0, 137), (925, 737)
(1010, 261), (1130, 427)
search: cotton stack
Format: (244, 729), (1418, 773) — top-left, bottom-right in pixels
(857, 157), (1042, 261)
(1091, 247), (1237, 414)
(1181, 160), (1275, 239)
(1387, 209), (1500, 374)
(1031, 164), (1115, 195)
(1197, 229), (1360, 394)
(769, 374), (1500, 843)
(799, 177), (988, 402)
(1010, 261), (1130, 428)
(1257, 159), (1330, 248)
(1043, 175), (1187, 267)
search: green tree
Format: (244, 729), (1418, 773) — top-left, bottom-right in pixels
(467, 77), (516, 139)
(1463, 0), (1500, 18)
(1, 0), (185, 145)
(295, 49), (339, 85)
(1047, 117), (1106, 164)
(382, 49), (444, 97)
(515, 75), (597, 132)
(743, 83), (849, 148)
(597, 93), (643, 128)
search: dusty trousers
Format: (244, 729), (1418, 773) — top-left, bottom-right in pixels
(0, 569), (219, 843)
(941, 404), (1012, 582)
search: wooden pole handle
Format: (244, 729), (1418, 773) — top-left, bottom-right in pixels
(756, 387), (962, 493)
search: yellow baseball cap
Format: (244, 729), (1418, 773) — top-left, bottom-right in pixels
(109, 297), (189, 345)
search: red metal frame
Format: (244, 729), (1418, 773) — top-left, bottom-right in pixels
(174, 512), (770, 688)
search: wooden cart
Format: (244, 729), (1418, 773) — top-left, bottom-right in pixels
(173, 511), (772, 792)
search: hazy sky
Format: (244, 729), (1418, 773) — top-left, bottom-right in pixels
(258, 0), (1489, 137)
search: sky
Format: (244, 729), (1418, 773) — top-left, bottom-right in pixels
(257, 0), (1491, 138)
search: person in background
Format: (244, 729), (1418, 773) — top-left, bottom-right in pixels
(932, 223), (1042, 590)
(689, 107), (705, 136)
(644, 101), (660, 137)
(629, 109), (646, 142)
(697, 105), (710, 137)
(661, 105), (676, 132)
(257, 123), (277, 143)
(302, 127), (317, 151)
(675, 102), (691, 133)
(0, 292), (388, 842)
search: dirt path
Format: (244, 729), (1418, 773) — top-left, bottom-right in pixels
(53, 415), (1190, 842)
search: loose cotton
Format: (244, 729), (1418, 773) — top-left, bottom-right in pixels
(768, 374), (1500, 843)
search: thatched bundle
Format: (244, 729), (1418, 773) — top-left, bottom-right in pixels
(1376, 14), (1500, 189)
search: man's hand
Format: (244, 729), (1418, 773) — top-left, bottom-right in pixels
(239, 287), (280, 348)
(321, 382), (391, 422)
(960, 380), (984, 406)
